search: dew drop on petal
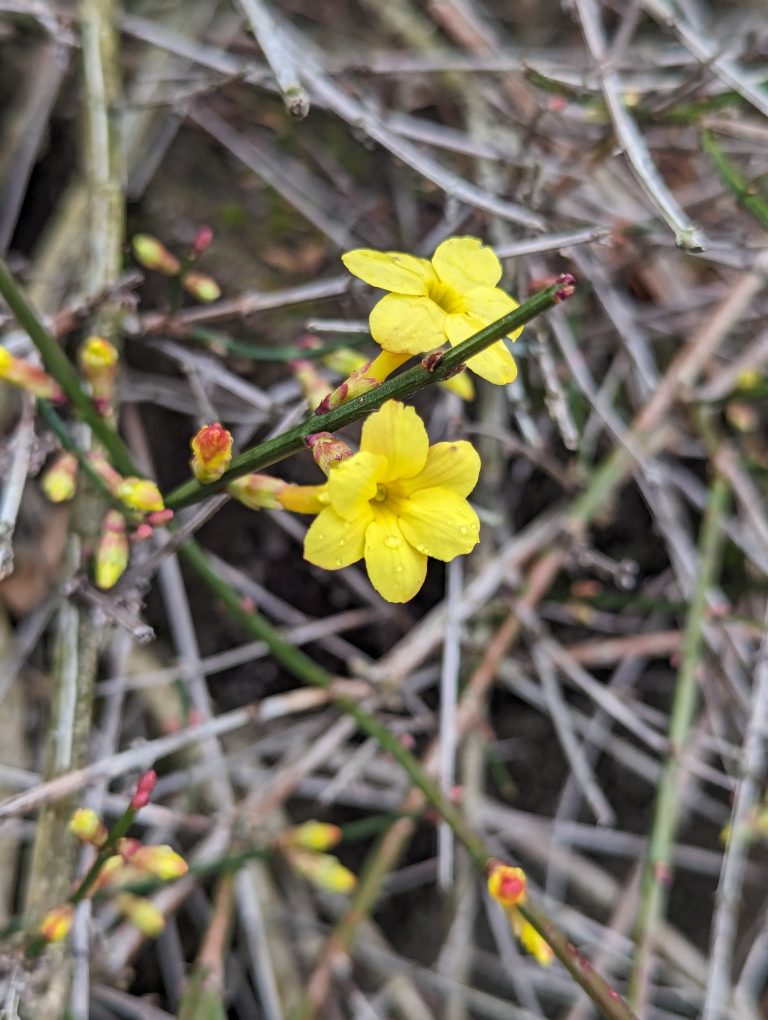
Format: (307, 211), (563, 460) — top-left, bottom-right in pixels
(396, 565), (403, 573)
(384, 535), (402, 549)
(335, 558), (343, 566)
(459, 525), (469, 535)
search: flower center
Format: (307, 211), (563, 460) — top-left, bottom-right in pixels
(427, 278), (465, 314)
(373, 483), (388, 503)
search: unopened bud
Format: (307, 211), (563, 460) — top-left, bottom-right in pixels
(131, 234), (180, 275)
(131, 770), (157, 810)
(315, 363), (379, 415)
(305, 432), (353, 475)
(41, 452), (78, 503)
(192, 225), (214, 255)
(88, 451), (124, 494)
(95, 510), (129, 590)
(79, 336), (118, 414)
(285, 821), (343, 851)
(0, 347), (64, 402)
(39, 904), (74, 943)
(182, 272), (221, 303)
(487, 863), (527, 907)
(69, 808), (108, 845)
(129, 844), (189, 880)
(288, 850), (356, 894)
(190, 422), (233, 483)
(117, 894), (165, 937)
(115, 477), (164, 513)
(146, 508), (174, 527)
(289, 358), (331, 410)
(517, 919), (554, 966)
(228, 473), (286, 511)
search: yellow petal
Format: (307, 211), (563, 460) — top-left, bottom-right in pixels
(464, 286), (523, 342)
(432, 237), (502, 291)
(341, 249), (435, 295)
(440, 371), (475, 401)
(396, 488), (479, 561)
(364, 509), (427, 603)
(304, 507), (370, 570)
(369, 293), (448, 354)
(395, 441), (480, 498)
(445, 313), (518, 385)
(326, 451), (384, 520)
(360, 401), (428, 481)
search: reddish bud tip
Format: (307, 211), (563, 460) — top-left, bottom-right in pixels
(131, 769), (157, 810)
(192, 225), (214, 255)
(554, 273), (576, 303)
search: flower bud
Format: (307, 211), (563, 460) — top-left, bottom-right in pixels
(314, 363), (379, 415)
(39, 904), (74, 943)
(304, 432), (353, 475)
(192, 225), (214, 255)
(0, 347), (64, 402)
(487, 863), (527, 907)
(516, 919), (554, 966)
(117, 894), (165, 937)
(41, 452), (78, 503)
(288, 850), (356, 894)
(95, 510), (129, 590)
(131, 770), (157, 810)
(321, 347), (368, 377)
(88, 451), (124, 494)
(285, 821), (343, 851)
(289, 358), (331, 410)
(129, 844), (189, 880)
(190, 423), (233, 483)
(228, 473), (286, 511)
(131, 234), (181, 275)
(182, 272), (221, 303)
(69, 808), (108, 845)
(115, 477), (165, 513)
(94, 854), (126, 889)
(79, 336), (118, 414)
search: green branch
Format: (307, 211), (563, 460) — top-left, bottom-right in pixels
(165, 277), (574, 510)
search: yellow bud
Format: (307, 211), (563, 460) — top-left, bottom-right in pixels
(115, 477), (164, 513)
(288, 850), (356, 894)
(79, 336), (118, 413)
(290, 358), (332, 410)
(130, 844), (189, 880)
(286, 821), (343, 851)
(0, 348), (64, 401)
(41, 452), (78, 503)
(39, 904), (74, 943)
(516, 918), (554, 967)
(117, 894), (165, 937)
(228, 473), (286, 510)
(182, 272), (221, 303)
(737, 369), (762, 390)
(190, 422), (233, 483)
(487, 863), (527, 907)
(131, 234), (181, 275)
(69, 808), (107, 844)
(95, 510), (129, 589)
(305, 432), (353, 475)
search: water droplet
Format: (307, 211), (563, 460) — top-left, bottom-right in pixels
(339, 539), (345, 547)
(459, 525), (469, 535)
(317, 533), (325, 541)
(384, 535), (401, 549)
(396, 565), (403, 573)
(335, 558), (343, 566)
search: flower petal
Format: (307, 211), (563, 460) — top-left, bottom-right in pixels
(369, 293), (448, 354)
(394, 441), (480, 498)
(445, 313), (518, 385)
(342, 249), (435, 295)
(464, 286), (523, 341)
(361, 401), (428, 481)
(396, 488), (480, 562)
(432, 237), (502, 291)
(364, 509), (427, 603)
(326, 451), (384, 520)
(304, 506), (370, 570)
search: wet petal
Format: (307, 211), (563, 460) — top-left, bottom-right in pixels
(361, 401), (428, 481)
(341, 249), (435, 295)
(464, 286), (523, 342)
(369, 293), (448, 354)
(432, 237), (502, 291)
(326, 451), (385, 520)
(395, 441), (481, 498)
(364, 509), (427, 603)
(445, 314), (518, 385)
(396, 488), (480, 562)
(304, 506), (370, 570)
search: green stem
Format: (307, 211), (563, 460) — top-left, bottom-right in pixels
(0, 258), (135, 475)
(629, 474), (730, 1009)
(701, 129), (768, 231)
(165, 279), (573, 510)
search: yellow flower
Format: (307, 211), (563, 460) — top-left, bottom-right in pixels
(342, 236), (521, 385)
(304, 401), (480, 603)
